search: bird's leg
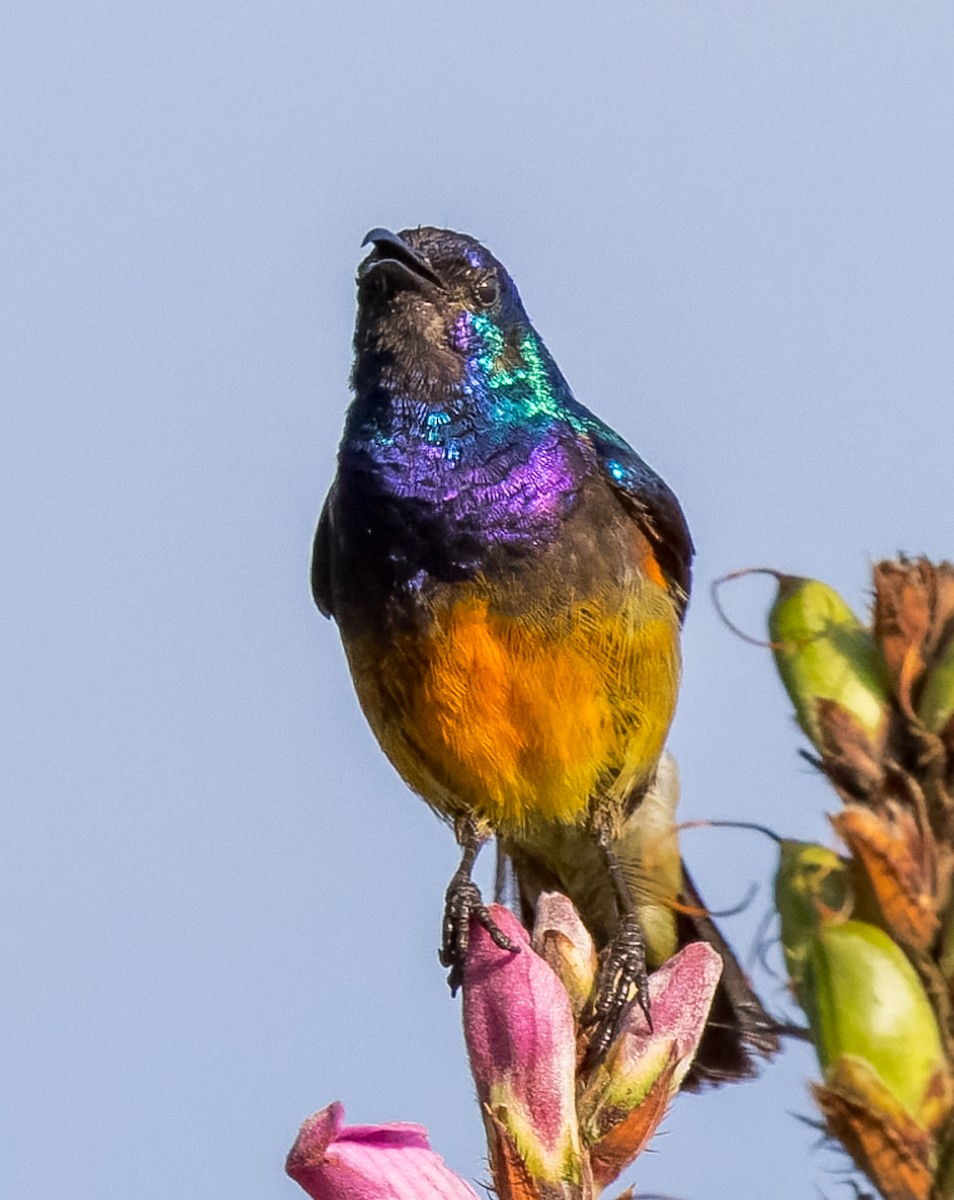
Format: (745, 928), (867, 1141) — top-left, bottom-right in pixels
(582, 823), (652, 1069)
(440, 819), (517, 994)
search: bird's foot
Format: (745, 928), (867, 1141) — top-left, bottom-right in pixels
(581, 913), (651, 1070)
(440, 871), (517, 994)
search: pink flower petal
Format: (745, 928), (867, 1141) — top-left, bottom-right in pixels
(286, 1102), (480, 1200)
(531, 892), (598, 1017)
(621, 940), (724, 1077)
(462, 904), (582, 1184)
(580, 941), (723, 1143)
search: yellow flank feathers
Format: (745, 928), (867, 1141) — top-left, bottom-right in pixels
(346, 577), (681, 833)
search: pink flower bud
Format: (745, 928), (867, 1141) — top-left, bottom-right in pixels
(531, 892), (598, 1018)
(286, 1101), (480, 1200)
(462, 904), (584, 1188)
(579, 941), (723, 1189)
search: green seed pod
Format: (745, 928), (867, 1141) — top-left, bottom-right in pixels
(769, 575), (890, 752)
(917, 631), (954, 733)
(806, 920), (947, 1128)
(774, 840), (851, 999)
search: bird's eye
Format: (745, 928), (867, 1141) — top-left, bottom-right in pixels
(474, 276), (498, 308)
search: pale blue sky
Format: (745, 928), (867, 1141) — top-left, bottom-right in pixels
(4, 4), (954, 1197)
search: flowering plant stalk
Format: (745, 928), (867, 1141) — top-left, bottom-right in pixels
(743, 557), (954, 1200)
(287, 892), (722, 1199)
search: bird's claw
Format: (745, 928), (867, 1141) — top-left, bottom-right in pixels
(581, 913), (651, 1070)
(440, 873), (517, 994)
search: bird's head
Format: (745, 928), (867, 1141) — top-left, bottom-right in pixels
(352, 227), (547, 404)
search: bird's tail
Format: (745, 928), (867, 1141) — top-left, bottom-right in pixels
(676, 864), (780, 1087)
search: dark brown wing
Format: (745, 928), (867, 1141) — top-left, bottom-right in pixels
(311, 489), (336, 618)
(588, 429), (694, 620)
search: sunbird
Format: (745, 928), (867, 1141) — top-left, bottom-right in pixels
(312, 227), (778, 1081)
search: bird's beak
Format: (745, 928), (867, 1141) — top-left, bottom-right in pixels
(358, 228), (443, 292)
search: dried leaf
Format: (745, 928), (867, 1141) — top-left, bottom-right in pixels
(921, 562), (954, 672)
(873, 560), (933, 714)
(931, 563), (954, 636)
(814, 1057), (935, 1200)
(814, 699), (886, 798)
(586, 1063), (677, 1191)
(832, 803), (938, 950)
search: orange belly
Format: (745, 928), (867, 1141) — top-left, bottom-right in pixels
(344, 579), (681, 833)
